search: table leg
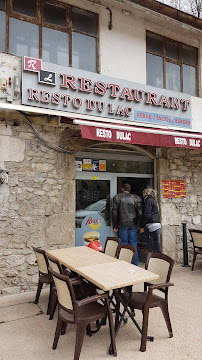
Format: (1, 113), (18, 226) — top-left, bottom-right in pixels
(109, 287), (154, 355)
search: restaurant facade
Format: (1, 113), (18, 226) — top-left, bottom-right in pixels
(0, 0), (202, 295)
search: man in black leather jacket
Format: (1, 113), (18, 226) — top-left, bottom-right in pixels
(112, 183), (142, 265)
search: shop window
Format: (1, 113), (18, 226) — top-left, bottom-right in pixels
(0, 10), (6, 52)
(0, 0), (98, 72)
(9, 18), (39, 58)
(146, 32), (198, 96)
(12, 0), (37, 17)
(42, 27), (69, 66)
(72, 7), (97, 72)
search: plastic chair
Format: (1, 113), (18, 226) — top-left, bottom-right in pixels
(117, 244), (136, 264)
(121, 252), (174, 352)
(47, 256), (84, 320)
(104, 237), (121, 258)
(33, 247), (53, 315)
(110, 244), (137, 322)
(188, 229), (202, 271)
(50, 269), (117, 360)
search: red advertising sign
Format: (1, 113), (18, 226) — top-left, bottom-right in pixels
(24, 57), (42, 72)
(162, 179), (186, 198)
(80, 124), (202, 150)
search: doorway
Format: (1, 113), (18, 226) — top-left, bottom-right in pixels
(75, 144), (154, 261)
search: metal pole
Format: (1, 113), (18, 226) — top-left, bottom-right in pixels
(182, 222), (190, 267)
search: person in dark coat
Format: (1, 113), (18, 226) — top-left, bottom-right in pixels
(140, 187), (162, 253)
(112, 183), (142, 265)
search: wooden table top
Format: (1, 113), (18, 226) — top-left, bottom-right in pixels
(47, 246), (117, 271)
(76, 261), (159, 291)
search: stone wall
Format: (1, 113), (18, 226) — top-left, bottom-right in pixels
(159, 148), (202, 263)
(0, 117), (201, 296)
(0, 117), (78, 296)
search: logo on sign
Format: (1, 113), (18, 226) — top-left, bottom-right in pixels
(86, 217), (101, 230)
(39, 70), (56, 85)
(24, 57), (42, 72)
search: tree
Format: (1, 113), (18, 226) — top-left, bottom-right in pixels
(157, 0), (202, 18)
(190, 0), (202, 18)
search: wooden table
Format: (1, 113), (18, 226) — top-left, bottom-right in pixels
(76, 260), (159, 291)
(47, 246), (117, 272)
(47, 246), (159, 354)
(47, 246), (159, 291)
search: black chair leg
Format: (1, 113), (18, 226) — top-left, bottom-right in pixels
(52, 316), (63, 350)
(86, 324), (92, 337)
(47, 281), (53, 315)
(160, 302), (173, 338)
(49, 292), (58, 320)
(74, 321), (86, 360)
(61, 321), (68, 335)
(140, 307), (149, 352)
(35, 280), (43, 304)
(191, 251), (196, 271)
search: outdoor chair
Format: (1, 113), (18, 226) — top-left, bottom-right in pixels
(47, 256), (84, 320)
(104, 237), (121, 258)
(111, 244), (137, 322)
(188, 228), (202, 271)
(117, 244), (136, 264)
(121, 252), (174, 352)
(50, 269), (117, 360)
(33, 247), (53, 315)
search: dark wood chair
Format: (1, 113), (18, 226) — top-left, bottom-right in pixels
(188, 229), (202, 271)
(117, 244), (136, 264)
(33, 247), (53, 315)
(112, 244), (137, 322)
(47, 256), (84, 320)
(50, 269), (117, 360)
(121, 252), (174, 352)
(104, 237), (121, 258)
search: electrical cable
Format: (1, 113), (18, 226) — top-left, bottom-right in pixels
(18, 111), (74, 154)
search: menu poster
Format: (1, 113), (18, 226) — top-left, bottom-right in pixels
(162, 179), (186, 198)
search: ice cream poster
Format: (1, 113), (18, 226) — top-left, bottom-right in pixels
(75, 213), (111, 249)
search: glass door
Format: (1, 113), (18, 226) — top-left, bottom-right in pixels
(75, 173), (115, 249)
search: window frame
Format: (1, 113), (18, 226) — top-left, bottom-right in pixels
(1, 0), (99, 72)
(146, 31), (199, 96)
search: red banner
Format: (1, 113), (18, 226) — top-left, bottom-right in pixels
(80, 124), (202, 149)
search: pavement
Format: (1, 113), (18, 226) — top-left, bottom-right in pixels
(0, 262), (202, 360)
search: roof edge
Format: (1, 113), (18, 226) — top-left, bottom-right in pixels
(126, 0), (202, 31)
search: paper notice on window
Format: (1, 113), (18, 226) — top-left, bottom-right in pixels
(75, 160), (82, 171)
(82, 164), (93, 171)
(83, 159), (92, 164)
(99, 160), (106, 171)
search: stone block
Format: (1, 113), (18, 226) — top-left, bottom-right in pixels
(26, 254), (36, 265)
(6, 255), (25, 267)
(45, 212), (75, 246)
(161, 225), (176, 259)
(161, 204), (181, 226)
(0, 124), (12, 136)
(0, 135), (25, 162)
(193, 215), (201, 225)
(2, 286), (21, 295)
